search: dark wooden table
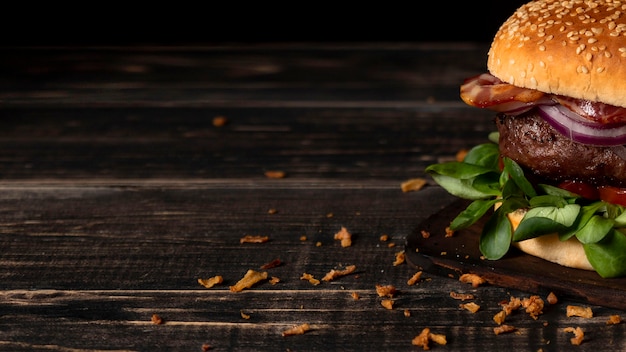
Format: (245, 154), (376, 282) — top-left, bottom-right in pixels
(0, 43), (623, 351)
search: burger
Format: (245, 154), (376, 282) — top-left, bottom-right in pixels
(426, 0), (626, 278)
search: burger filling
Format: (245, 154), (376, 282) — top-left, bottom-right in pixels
(425, 73), (626, 278)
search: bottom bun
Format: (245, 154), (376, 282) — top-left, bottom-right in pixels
(513, 235), (593, 271)
(506, 208), (593, 271)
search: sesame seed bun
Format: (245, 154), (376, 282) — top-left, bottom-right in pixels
(487, 0), (626, 108)
(506, 209), (594, 271)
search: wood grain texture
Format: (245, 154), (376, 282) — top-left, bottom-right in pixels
(0, 44), (624, 351)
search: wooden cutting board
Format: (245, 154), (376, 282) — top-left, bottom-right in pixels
(405, 199), (626, 310)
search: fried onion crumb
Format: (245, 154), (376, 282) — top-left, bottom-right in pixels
(260, 258), (282, 269)
(493, 310), (507, 325)
(521, 295), (544, 320)
(264, 170), (286, 179)
(493, 324), (516, 335)
(449, 291), (474, 301)
(546, 291), (558, 305)
(322, 265), (356, 281)
(607, 315), (622, 325)
(198, 275), (224, 289)
(240, 235), (270, 244)
(460, 302), (481, 313)
(381, 299), (394, 310)
(564, 326), (585, 345)
(566, 305), (593, 318)
(300, 273), (321, 286)
(401, 178), (427, 193)
(393, 251), (405, 266)
(282, 323), (311, 337)
(334, 227), (353, 247)
(375, 284), (398, 298)
(411, 328), (447, 350)
(229, 269), (268, 292)
(151, 314), (163, 325)
(459, 273), (486, 288)
(407, 271), (423, 286)
(269, 276), (280, 285)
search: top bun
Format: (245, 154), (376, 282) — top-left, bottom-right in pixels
(487, 0), (626, 108)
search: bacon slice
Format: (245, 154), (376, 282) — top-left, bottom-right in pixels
(460, 73), (549, 114)
(460, 73), (626, 125)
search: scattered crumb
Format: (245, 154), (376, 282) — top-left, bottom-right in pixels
(381, 299), (394, 310)
(198, 275), (224, 289)
(240, 310), (251, 320)
(459, 273), (486, 288)
(260, 258), (282, 270)
(380, 234), (389, 242)
(229, 270), (268, 292)
(267, 208), (278, 214)
(494, 324), (516, 335)
(607, 315), (622, 325)
(393, 251), (405, 266)
(264, 170), (286, 179)
(300, 273), (321, 286)
(566, 305), (593, 318)
(444, 226), (455, 237)
(151, 314), (163, 325)
(375, 284), (397, 298)
(456, 149), (468, 162)
(411, 328), (447, 350)
(316, 241), (322, 247)
(493, 310), (507, 325)
(404, 309), (411, 317)
(563, 326), (584, 345)
(521, 295), (544, 320)
(322, 265), (357, 281)
(449, 291), (474, 301)
(240, 235), (270, 244)
(212, 115), (228, 127)
(201, 343), (212, 351)
(334, 226), (352, 247)
(351, 292), (360, 300)
(460, 302), (481, 313)
(300, 235), (307, 241)
(282, 323), (311, 337)
(269, 276), (280, 285)
(421, 230), (431, 239)
(401, 178), (427, 193)
(501, 296), (522, 315)
(546, 292), (558, 305)
(407, 271), (423, 286)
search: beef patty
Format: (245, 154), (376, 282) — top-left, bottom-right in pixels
(496, 111), (626, 187)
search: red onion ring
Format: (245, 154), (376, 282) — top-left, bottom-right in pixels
(537, 105), (626, 146)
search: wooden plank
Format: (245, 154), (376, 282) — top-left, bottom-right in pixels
(0, 184), (454, 289)
(0, 107), (494, 180)
(0, 44), (490, 108)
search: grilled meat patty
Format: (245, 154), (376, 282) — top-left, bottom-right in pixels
(496, 111), (626, 188)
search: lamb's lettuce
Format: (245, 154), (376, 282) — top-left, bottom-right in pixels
(425, 133), (626, 278)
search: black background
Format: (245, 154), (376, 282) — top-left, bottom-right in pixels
(5, 1), (528, 46)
